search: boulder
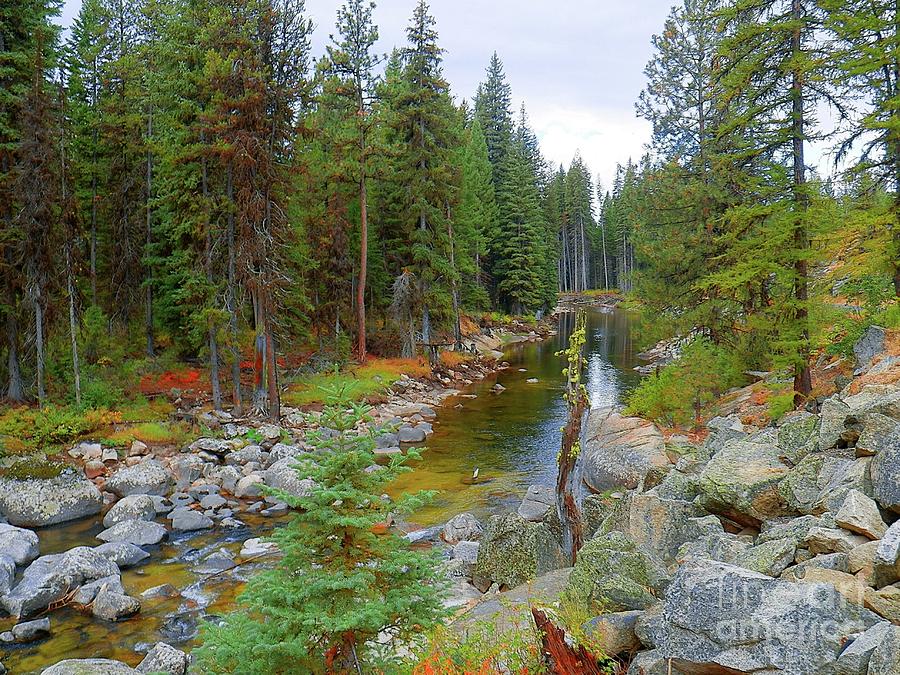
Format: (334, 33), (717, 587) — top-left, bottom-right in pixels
(776, 411), (819, 463)
(815, 457), (874, 515)
(72, 574), (124, 605)
(93, 542), (149, 568)
(0, 523), (40, 565)
(868, 624), (900, 674)
(865, 585), (900, 624)
(626, 650), (687, 674)
(42, 660), (138, 674)
(397, 425), (426, 443)
(855, 413), (900, 458)
(2, 546), (119, 618)
(169, 456), (205, 488)
(870, 436), (900, 513)
(777, 453), (829, 514)
(0, 555), (14, 596)
(0, 472), (103, 527)
(442, 513), (483, 544)
(835, 489), (887, 539)
(832, 621), (894, 674)
(563, 532), (669, 613)
(819, 397), (852, 450)
(758, 514), (832, 546)
(234, 474), (265, 498)
(642, 561), (879, 674)
(805, 527), (870, 555)
(582, 610), (643, 657)
(854, 325), (887, 373)
(136, 642), (189, 675)
(676, 532), (752, 566)
(616, 489), (716, 563)
(264, 457), (314, 500)
(168, 507), (213, 532)
(702, 415), (747, 456)
(581, 409), (669, 492)
(106, 461), (171, 498)
(874, 521), (900, 588)
(473, 513), (564, 589)
(697, 438), (791, 525)
(781, 552), (850, 582)
(9, 617), (51, 643)
(97, 519), (167, 547)
(225, 445), (264, 467)
(517, 485), (555, 522)
(733, 538), (797, 577)
(102, 495), (157, 528)
(92, 589), (140, 621)
(239, 538), (279, 557)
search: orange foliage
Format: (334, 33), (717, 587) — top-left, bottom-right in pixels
(139, 368), (202, 395)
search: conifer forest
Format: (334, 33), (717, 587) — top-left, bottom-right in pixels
(1, 0), (900, 673)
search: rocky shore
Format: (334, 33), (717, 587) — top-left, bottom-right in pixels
(0, 323), (550, 674)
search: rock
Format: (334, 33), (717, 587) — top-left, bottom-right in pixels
(776, 411), (819, 463)
(874, 521), (900, 587)
(0, 472), (103, 527)
(733, 538), (797, 577)
(800, 568), (868, 606)
(169, 456), (204, 489)
(581, 409), (669, 492)
(778, 453), (829, 514)
(451, 541), (480, 565)
(149, 496), (173, 515)
(0, 555), (14, 596)
(168, 507), (213, 531)
(820, 397), (852, 450)
(92, 589), (140, 621)
(0, 523), (40, 565)
(781, 552), (850, 582)
(835, 489), (887, 539)
(849, 540), (880, 575)
(626, 650), (687, 675)
(854, 325), (887, 373)
(644, 561), (879, 674)
(868, 624), (900, 674)
(240, 538), (279, 557)
(473, 513), (564, 589)
(758, 514), (832, 546)
(856, 413), (900, 457)
(10, 617), (51, 643)
(102, 495), (157, 528)
(265, 457), (314, 499)
(697, 438), (791, 525)
(106, 461), (171, 498)
(128, 440), (148, 457)
(676, 532), (752, 566)
(865, 585), (900, 624)
(97, 519), (167, 547)
(397, 425), (426, 443)
(805, 526), (870, 555)
(83, 460), (106, 479)
(140, 584), (179, 599)
(563, 532), (669, 613)
(72, 574), (124, 605)
(266, 443), (304, 466)
(582, 610), (643, 657)
(871, 436), (900, 513)
(702, 415), (747, 456)
(517, 485), (555, 522)
(136, 642), (189, 675)
(831, 621), (894, 674)
(616, 489), (715, 563)
(225, 445), (264, 467)
(2, 546), (119, 618)
(815, 457), (874, 515)
(168, 493), (194, 509)
(94, 542), (149, 568)
(42, 659), (138, 674)
(199, 494), (227, 510)
(256, 423), (282, 441)
(234, 474), (265, 498)
(442, 512), (483, 544)
(194, 549), (235, 574)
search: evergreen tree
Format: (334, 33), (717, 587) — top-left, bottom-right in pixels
(474, 51), (513, 184)
(196, 397), (448, 673)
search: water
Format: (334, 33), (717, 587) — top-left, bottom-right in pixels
(1, 307), (639, 673)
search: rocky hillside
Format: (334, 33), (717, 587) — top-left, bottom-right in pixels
(459, 327), (900, 674)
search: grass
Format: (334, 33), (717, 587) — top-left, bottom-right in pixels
(284, 358), (431, 407)
(103, 421), (193, 447)
(118, 396), (176, 423)
(439, 350), (476, 368)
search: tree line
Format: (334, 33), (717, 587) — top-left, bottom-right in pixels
(615, 0), (900, 405)
(1, 0), (614, 417)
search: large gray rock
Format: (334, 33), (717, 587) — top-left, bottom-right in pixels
(582, 610), (642, 657)
(832, 621), (894, 674)
(870, 436), (900, 513)
(93, 542), (149, 568)
(264, 457), (314, 500)
(9, 617), (51, 643)
(868, 624), (900, 674)
(820, 397), (852, 450)
(72, 574), (124, 605)
(92, 589), (140, 621)
(702, 415), (747, 456)
(835, 489), (887, 539)
(642, 561), (879, 674)
(875, 521), (900, 588)
(0, 523), (40, 565)
(581, 409), (669, 492)
(854, 325), (886, 373)
(473, 512), (565, 589)
(855, 413), (900, 457)
(2, 546), (119, 618)
(0, 472), (103, 527)
(97, 519), (167, 547)
(442, 512), (483, 544)
(168, 507), (213, 532)
(805, 527), (870, 555)
(397, 425), (426, 443)
(102, 495), (157, 528)
(563, 531), (669, 613)
(777, 411), (820, 463)
(517, 485), (555, 522)
(697, 438), (791, 525)
(106, 461), (171, 498)
(42, 659), (138, 674)
(733, 538), (797, 577)
(136, 642), (189, 674)
(0, 555), (14, 596)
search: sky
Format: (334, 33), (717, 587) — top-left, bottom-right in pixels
(58, 0), (676, 191)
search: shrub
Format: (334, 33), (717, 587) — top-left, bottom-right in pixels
(0, 405), (119, 453)
(414, 623), (545, 674)
(79, 377), (125, 410)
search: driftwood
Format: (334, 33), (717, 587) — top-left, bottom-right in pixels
(532, 607), (604, 674)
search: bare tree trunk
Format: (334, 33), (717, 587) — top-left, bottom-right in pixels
(5, 308), (24, 402)
(90, 59), (98, 307)
(226, 165), (241, 413)
(34, 298), (45, 406)
(201, 144), (221, 410)
(265, 302), (279, 421)
(356, 121), (368, 362)
(447, 203), (462, 349)
(67, 253), (81, 407)
(600, 218), (609, 289)
(252, 289), (267, 412)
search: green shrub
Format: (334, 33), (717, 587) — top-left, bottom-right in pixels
(0, 405), (116, 452)
(625, 337), (744, 428)
(79, 377), (125, 410)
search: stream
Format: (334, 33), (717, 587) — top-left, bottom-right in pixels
(1, 307), (640, 673)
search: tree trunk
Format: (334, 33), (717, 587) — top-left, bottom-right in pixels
(252, 289), (267, 412)
(34, 297), (45, 406)
(600, 218), (609, 289)
(265, 303), (279, 421)
(226, 165), (241, 413)
(447, 202), (462, 349)
(145, 107), (155, 357)
(532, 607), (603, 675)
(201, 146), (221, 410)
(791, 0), (812, 405)
(356, 122), (368, 362)
(5, 306), (24, 402)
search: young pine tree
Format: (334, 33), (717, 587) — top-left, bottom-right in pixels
(196, 396), (449, 674)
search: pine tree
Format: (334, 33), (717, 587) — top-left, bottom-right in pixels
(474, 51), (513, 184)
(196, 397), (448, 673)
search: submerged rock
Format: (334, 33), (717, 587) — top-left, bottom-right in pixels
(97, 519), (167, 547)
(0, 472), (103, 527)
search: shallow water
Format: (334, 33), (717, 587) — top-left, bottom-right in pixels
(1, 307), (639, 673)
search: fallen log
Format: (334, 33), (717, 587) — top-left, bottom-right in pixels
(531, 606), (604, 674)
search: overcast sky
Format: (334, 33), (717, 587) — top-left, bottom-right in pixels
(59, 0), (675, 190)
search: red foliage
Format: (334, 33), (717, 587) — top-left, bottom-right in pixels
(139, 368), (202, 395)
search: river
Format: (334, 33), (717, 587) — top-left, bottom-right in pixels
(2, 307), (640, 673)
